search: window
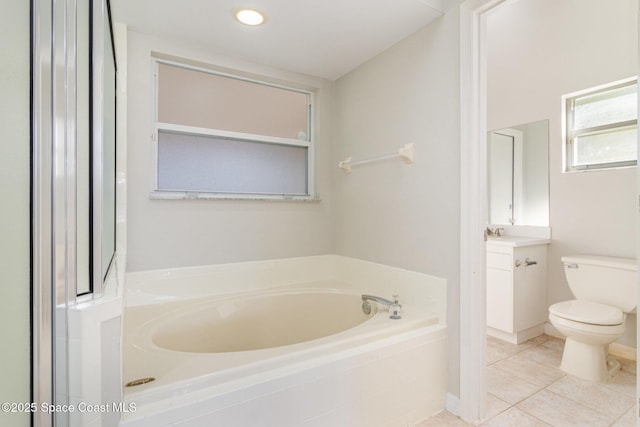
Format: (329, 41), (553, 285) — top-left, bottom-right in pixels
(563, 78), (637, 172)
(152, 58), (314, 200)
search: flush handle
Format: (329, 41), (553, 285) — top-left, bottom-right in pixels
(565, 263), (579, 269)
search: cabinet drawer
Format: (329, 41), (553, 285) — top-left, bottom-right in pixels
(487, 252), (512, 270)
(486, 243), (512, 255)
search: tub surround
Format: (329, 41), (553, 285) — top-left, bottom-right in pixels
(123, 284), (442, 422)
(122, 323), (446, 427)
(121, 255), (448, 426)
(60, 252), (126, 427)
(125, 254), (447, 324)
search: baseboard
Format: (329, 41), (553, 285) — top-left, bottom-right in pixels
(543, 322), (564, 339)
(445, 392), (460, 416)
(487, 324), (545, 344)
(609, 342), (637, 361)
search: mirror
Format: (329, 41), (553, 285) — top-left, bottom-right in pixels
(488, 119), (549, 226)
(90, 0), (117, 292)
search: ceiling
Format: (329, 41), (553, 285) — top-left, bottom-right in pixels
(110, 0), (444, 81)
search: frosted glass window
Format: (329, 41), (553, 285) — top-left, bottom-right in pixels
(573, 127), (637, 166)
(158, 131), (308, 195)
(574, 84), (637, 130)
(157, 63), (309, 140)
(564, 78), (637, 171)
(152, 59), (314, 199)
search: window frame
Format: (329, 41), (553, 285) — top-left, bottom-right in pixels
(562, 77), (638, 173)
(150, 57), (316, 201)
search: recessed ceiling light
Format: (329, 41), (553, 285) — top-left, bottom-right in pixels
(234, 8), (266, 26)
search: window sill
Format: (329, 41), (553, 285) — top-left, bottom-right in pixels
(563, 163), (637, 173)
(149, 190), (321, 202)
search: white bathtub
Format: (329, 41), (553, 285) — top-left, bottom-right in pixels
(121, 258), (448, 427)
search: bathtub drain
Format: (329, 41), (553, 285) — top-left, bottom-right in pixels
(125, 377), (156, 387)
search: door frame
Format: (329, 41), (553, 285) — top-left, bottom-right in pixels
(459, 0), (510, 423)
(488, 128), (524, 225)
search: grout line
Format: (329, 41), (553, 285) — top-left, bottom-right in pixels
(511, 405), (554, 427)
(485, 335), (636, 427)
(480, 336), (637, 426)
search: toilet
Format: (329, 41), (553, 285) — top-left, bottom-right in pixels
(548, 255), (637, 382)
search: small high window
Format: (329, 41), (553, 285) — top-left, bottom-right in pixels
(563, 78), (637, 172)
(152, 58), (314, 200)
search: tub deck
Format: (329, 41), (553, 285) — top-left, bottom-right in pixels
(121, 277), (447, 426)
(123, 283), (440, 407)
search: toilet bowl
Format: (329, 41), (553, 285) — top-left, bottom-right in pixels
(548, 255), (636, 382)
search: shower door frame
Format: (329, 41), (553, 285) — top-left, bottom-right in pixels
(32, 0), (78, 425)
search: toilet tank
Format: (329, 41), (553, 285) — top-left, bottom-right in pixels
(562, 255), (637, 313)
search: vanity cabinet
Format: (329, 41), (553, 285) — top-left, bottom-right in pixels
(486, 238), (550, 344)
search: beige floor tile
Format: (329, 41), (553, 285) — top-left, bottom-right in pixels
(481, 407), (550, 427)
(482, 336), (636, 427)
(539, 337), (564, 351)
(511, 344), (563, 369)
(546, 374), (635, 419)
(487, 366), (542, 405)
(523, 334), (554, 346)
(610, 405), (637, 427)
(491, 353), (565, 388)
(517, 389), (613, 427)
(416, 410), (472, 426)
(482, 394), (511, 422)
(487, 336), (532, 365)
(605, 370), (637, 397)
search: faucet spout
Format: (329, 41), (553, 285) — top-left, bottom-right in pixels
(362, 294), (394, 307)
(361, 294), (402, 319)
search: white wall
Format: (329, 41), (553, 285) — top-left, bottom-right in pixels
(334, 4), (461, 397)
(0, 1), (30, 426)
(487, 0), (638, 346)
(125, 31), (335, 271)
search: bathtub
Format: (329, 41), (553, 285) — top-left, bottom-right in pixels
(143, 289), (378, 354)
(121, 258), (447, 426)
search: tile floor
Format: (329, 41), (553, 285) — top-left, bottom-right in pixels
(418, 335), (637, 427)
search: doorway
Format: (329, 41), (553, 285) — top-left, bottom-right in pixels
(460, 0), (640, 424)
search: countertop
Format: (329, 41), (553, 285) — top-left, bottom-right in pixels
(486, 236), (551, 247)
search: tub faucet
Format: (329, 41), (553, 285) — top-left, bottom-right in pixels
(361, 294), (402, 319)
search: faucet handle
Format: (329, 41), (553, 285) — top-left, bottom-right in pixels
(486, 227), (504, 237)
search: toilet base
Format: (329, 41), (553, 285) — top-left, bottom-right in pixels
(560, 338), (617, 382)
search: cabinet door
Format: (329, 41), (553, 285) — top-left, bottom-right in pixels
(513, 246), (547, 331)
(486, 267), (513, 333)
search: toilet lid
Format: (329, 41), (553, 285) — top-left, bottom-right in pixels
(549, 300), (624, 326)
